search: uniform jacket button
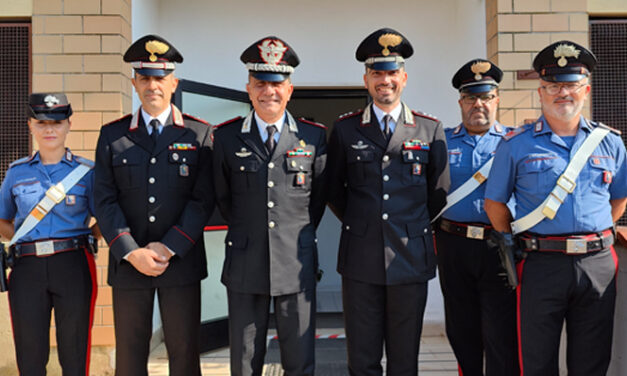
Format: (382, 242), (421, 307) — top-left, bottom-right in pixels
(148, 196), (156, 203)
(269, 221), (276, 229)
(149, 215), (156, 222)
(383, 175), (390, 182)
(382, 213), (389, 220)
(267, 201), (275, 208)
(149, 177), (156, 184)
(268, 162), (275, 169)
(150, 157), (156, 164)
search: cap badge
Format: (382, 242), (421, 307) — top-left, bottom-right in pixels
(259, 39), (287, 66)
(553, 44), (580, 67)
(471, 61), (491, 81)
(43, 95), (59, 108)
(145, 40), (170, 62)
(378, 33), (402, 56)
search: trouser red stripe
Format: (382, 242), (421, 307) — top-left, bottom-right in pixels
(516, 259), (525, 376)
(84, 250), (98, 376)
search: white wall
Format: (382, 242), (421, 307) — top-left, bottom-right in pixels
(134, 0), (487, 128)
(133, 0), (488, 326)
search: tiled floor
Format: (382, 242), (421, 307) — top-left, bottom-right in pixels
(148, 326), (459, 375)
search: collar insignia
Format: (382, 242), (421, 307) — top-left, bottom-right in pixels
(534, 121), (543, 132)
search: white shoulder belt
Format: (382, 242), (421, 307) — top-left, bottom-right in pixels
(432, 157), (494, 222)
(9, 163), (92, 246)
(510, 126), (610, 235)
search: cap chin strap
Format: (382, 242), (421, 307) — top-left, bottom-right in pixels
(510, 125), (610, 235)
(9, 163), (92, 246)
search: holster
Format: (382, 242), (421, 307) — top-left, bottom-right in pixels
(487, 231), (519, 289)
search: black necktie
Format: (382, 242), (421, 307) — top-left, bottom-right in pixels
(383, 114), (392, 141)
(149, 119), (160, 144)
(265, 124), (278, 154)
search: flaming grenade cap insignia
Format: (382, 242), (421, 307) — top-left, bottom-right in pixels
(43, 95), (59, 108)
(378, 33), (403, 57)
(471, 61), (492, 81)
(259, 39), (287, 66)
(145, 40), (170, 62)
(553, 44), (580, 67)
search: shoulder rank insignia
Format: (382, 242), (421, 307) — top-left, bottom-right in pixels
(287, 147), (313, 157)
(9, 155), (35, 168)
(412, 110), (438, 122)
(299, 118), (327, 129)
(214, 116), (243, 130)
(403, 139), (430, 150)
(74, 155), (95, 168)
(503, 126), (527, 141)
(595, 121), (621, 135)
(183, 113), (210, 126)
(338, 110), (363, 121)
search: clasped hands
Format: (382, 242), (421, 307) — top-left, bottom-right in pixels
(126, 242), (173, 277)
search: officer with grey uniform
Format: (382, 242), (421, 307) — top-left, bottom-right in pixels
(212, 36), (327, 376)
(326, 28), (449, 375)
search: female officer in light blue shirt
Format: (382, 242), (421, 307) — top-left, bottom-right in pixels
(0, 93), (98, 376)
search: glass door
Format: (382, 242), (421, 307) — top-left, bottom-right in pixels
(173, 79), (250, 352)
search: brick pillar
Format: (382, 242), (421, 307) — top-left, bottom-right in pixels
(31, 0), (132, 373)
(486, 0), (589, 127)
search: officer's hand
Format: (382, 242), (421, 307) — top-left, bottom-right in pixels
(146, 242), (173, 262)
(126, 248), (169, 277)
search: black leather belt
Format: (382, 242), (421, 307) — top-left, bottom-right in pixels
(520, 229), (614, 254)
(439, 219), (492, 240)
(11, 236), (92, 258)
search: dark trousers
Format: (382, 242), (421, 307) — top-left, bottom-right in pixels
(435, 230), (519, 376)
(342, 277), (428, 376)
(518, 247), (617, 376)
(112, 282), (201, 376)
(227, 289), (316, 376)
(8, 249), (97, 376)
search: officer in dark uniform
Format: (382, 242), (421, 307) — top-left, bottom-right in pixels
(435, 60), (518, 376)
(93, 35), (214, 376)
(485, 41), (627, 375)
(326, 28), (449, 376)
(0, 93), (97, 375)
(212, 36), (327, 376)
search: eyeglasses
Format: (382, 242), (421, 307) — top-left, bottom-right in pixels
(540, 83), (586, 95)
(461, 94), (497, 105)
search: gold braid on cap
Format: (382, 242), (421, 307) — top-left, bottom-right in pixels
(145, 40), (170, 62)
(378, 33), (403, 56)
(553, 44), (580, 67)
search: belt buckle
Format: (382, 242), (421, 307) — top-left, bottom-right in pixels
(35, 240), (55, 256)
(466, 225), (485, 240)
(566, 238), (587, 254)
(45, 183), (66, 204)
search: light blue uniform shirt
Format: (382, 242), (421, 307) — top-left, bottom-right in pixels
(443, 122), (511, 224)
(0, 149), (94, 243)
(485, 116), (627, 235)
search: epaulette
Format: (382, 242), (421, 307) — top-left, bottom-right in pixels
(337, 109), (363, 121)
(183, 113), (210, 126)
(412, 110), (438, 122)
(214, 116), (242, 130)
(503, 126), (527, 141)
(299, 118), (327, 129)
(594, 121), (621, 135)
(8, 155), (34, 168)
(102, 113), (132, 127)
(75, 155), (95, 168)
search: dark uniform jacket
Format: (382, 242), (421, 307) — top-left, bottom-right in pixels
(94, 104), (214, 288)
(327, 102), (449, 285)
(212, 110), (327, 296)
